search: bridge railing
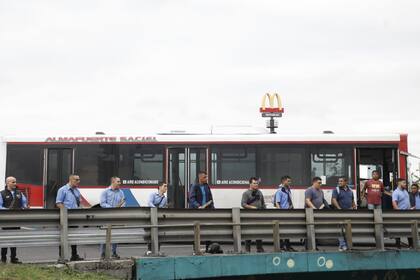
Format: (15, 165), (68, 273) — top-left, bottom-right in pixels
(0, 207), (419, 261)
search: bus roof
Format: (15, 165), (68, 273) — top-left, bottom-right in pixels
(1, 133), (405, 145)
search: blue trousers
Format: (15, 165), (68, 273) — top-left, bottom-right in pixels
(338, 237), (347, 248)
(100, 243), (117, 255)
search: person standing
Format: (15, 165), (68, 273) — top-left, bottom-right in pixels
(361, 170), (391, 210)
(148, 182), (168, 208)
(99, 177), (125, 259)
(273, 176), (293, 210)
(305, 177), (329, 210)
(392, 179), (410, 210)
(189, 171), (214, 252)
(331, 177), (356, 251)
(392, 178), (412, 248)
(146, 182), (168, 255)
(56, 174), (84, 262)
(189, 171), (214, 209)
(273, 175), (294, 251)
(409, 183), (420, 210)
(304, 177), (329, 250)
(0, 177), (27, 263)
(242, 177), (266, 253)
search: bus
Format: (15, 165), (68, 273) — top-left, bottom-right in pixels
(0, 132), (408, 209)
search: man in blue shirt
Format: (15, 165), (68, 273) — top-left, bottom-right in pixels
(392, 178), (410, 210)
(148, 182), (168, 208)
(146, 182), (168, 255)
(331, 177), (356, 251)
(100, 177), (125, 259)
(273, 175), (295, 251)
(56, 174), (84, 262)
(0, 177), (27, 263)
(274, 175), (293, 210)
(331, 178), (356, 210)
(392, 178), (412, 248)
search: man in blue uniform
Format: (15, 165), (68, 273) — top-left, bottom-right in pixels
(148, 182), (168, 208)
(0, 177), (27, 263)
(392, 178), (410, 211)
(56, 174), (84, 261)
(392, 178), (412, 248)
(273, 175), (295, 251)
(146, 182), (168, 255)
(99, 177), (125, 259)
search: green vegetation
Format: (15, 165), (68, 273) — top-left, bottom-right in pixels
(0, 264), (115, 280)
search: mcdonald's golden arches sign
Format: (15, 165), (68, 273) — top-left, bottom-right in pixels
(260, 93), (284, 114)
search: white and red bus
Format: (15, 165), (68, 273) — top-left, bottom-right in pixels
(0, 132), (408, 209)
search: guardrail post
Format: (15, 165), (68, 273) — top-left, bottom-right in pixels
(373, 208), (385, 251)
(232, 208), (242, 253)
(345, 220), (353, 250)
(194, 222), (202, 255)
(105, 225), (112, 260)
(150, 207), (159, 255)
(411, 220), (419, 250)
(59, 207), (69, 262)
(273, 220), (281, 252)
(305, 208), (316, 251)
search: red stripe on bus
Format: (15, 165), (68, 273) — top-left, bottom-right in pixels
(7, 141), (400, 145)
(78, 185), (159, 189)
(210, 185), (337, 190)
(399, 134), (408, 180)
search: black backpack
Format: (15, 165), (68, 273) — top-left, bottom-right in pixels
(207, 243), (223, 254)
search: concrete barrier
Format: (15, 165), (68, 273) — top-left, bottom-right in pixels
(67, 259), (134, 280)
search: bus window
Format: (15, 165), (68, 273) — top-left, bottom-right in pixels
(211, 146), (256, 185)
(310, 147), (353, 186)
(118, 145), (164, 185)
(6, 145), (43, 207)
(76, 145), (117, 186)
(133, 150), (163, 184)
(6, 145), (43, 185)
(257, 146), (307, 186)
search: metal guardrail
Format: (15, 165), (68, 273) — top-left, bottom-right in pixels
(0, 208), (419, 261)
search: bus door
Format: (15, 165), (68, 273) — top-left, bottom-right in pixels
(355, 147), (398, 208)
(166, 147), (208, 208)
(43, 148), (74, 209)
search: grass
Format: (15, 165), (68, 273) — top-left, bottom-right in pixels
(0, 264), (115, 280)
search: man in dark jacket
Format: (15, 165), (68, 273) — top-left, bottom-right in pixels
(0, 177), (27, 263)
(409, 183), (420, 210)
(189, 171), (214, 209)
(188, 171), (214, 253)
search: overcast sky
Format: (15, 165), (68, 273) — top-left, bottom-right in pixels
(1, 0), (420, 167)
